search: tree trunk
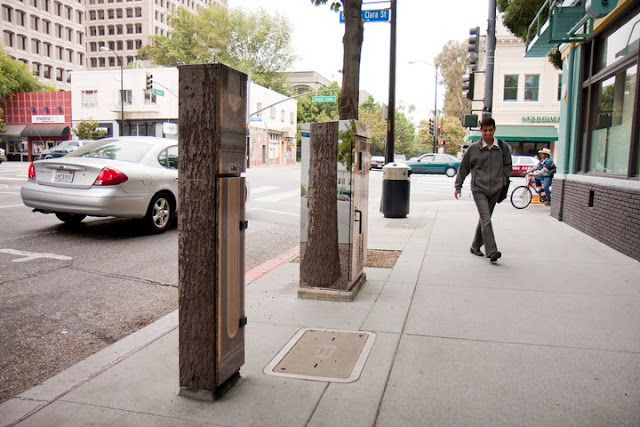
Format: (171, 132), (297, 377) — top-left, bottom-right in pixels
(300, 122), (341, 287)
(339, 0), (363, 120)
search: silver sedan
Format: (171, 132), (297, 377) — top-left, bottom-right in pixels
(21, 136), (179, 233)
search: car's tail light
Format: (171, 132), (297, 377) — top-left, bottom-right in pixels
(28, 163), (36, 180)
(93, 168), (128, 186)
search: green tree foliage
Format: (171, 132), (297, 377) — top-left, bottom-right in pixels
(0, 46), (44, 101)
(356, 96), (420, 158)
(138, 4), (296, 93)
(435, 41), (470, 122)
(497, 0), (546, 40)
(297, 82), (341, 124)
(440, 116), (465, 155)
(0, 108), (4, 133)
(72, 120), (107, 140)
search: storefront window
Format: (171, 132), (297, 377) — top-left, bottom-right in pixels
(595, 13), (640, 72)
(583, 6), (639, 177)
(589, 66), (636, 174)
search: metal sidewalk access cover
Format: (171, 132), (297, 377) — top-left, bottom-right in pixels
(264, 328), (376, 383)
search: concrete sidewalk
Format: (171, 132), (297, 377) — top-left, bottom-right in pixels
(2, 195), (639, 426)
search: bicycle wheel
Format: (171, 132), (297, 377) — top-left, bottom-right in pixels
(510, 186), (532, 209)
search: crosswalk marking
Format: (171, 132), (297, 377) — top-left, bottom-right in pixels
(251, 185), (280, 194)
(254, 190), (299, 203)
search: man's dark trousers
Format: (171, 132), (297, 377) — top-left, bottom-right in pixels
(471, 191), (500, 257)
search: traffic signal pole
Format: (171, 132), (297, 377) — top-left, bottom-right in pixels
(483, 0), (497, 119)
(384, 0), (397, 165)
(432, 64), (438, 153)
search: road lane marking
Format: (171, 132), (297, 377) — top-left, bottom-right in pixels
(251, 185), (279, 194)
(0, 204), (26, 209)
(0, 248), (72, 262)
(250, 208), (299, 217)
(255, 190), (299, 202)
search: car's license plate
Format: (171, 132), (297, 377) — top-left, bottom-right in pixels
(54, 170), (74, 183)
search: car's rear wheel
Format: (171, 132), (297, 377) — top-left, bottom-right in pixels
(445, 167), (457, 177)
(145, 193), (174, 233)
(55, 212), (86, 224)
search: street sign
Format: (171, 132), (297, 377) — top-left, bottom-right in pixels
(312, 95), (337, 103)
(340, 9), (390, 23)
(249, 116), (263, 122)
(152, 88), (165, 96)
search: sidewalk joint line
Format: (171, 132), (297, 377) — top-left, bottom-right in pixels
(404, 333), (640, 354)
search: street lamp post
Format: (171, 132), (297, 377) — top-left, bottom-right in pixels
(408, 60), (439, 153)
(100, 46), (124, 136)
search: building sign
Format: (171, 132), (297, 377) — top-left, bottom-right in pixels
(163, 122), (178, 135)
(32, 115), (65, 124)
(521, 116), (560, 123)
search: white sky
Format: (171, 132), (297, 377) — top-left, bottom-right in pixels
(229, 0), (490, 124)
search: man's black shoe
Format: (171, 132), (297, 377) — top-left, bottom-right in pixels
(489, 251), (502, 262)
(470, 247), (484, 256)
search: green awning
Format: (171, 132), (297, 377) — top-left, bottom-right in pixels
(464, 125), (558, 146)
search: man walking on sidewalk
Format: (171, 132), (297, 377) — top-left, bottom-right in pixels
(454, 117), (511, 262)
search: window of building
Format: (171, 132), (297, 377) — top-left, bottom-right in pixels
(126, 8), (133, 17)
(17, 34), (27, 50)
(524, 74), (540, 101)
(56, 45), (63, 59)
(2, 6), (12, 23)
(108, 9), (114, 19)
(55, 1), (62, 16)
(99, 57), (105, 67)
(55, 23), (63, 38)
(116, 40), (122, 50)
(116, 9), (122, 18)
(135, 7), (141, 17)
(270, 106), (276, 119)
(66, 48), (73, 62)
(32, 39), (40, 54)
(581, 6), (639, 177)
(31, 0), (38, 7)
(43, 0), (50, 12)
(118, 89), (133, 105)
(82, 90), (98, 108)
(144, 89), (157, 105)
(108, 25), (114, 35)
(108, 57), (116, 67)
(503, 74), (518, 101)
(42, 19), (50, 34)
(32, 62), (41, 76)
(256, 102), (262, 117)
(280, 109), (285, 122)
(76, 10), (82, 24)
(290, 112), (294, 124)
(89, 10), (96, 20)
(43, 65), (52, 78)
(135, 23), (142, 33)
(77, 52), (83, 65)
(66, 70), (71, 83)
(30, 15), (39, 30)
(77, 31), (83, 44)
(135, 39), (142, 49)
(65, 5), (71, 20)
(90, 58), (97, 67)
(116, 24), (123, 34)
(126, 39), (133, 49)
(56, 68), (64, 82)
(66, 27), (73, 41)
(16, 9), (26, 26)
(43, 42), (51, 57)
(126, 24), (133, 34)
(98, 10), (104, 19)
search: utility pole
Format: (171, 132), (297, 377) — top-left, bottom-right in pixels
(433, 64), (438, 153)
(483, 0), (497, 119)
(384, 0), (397, 165)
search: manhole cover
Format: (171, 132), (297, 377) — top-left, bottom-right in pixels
(385, 220), (426, 229)
(264, 328), (376, 383)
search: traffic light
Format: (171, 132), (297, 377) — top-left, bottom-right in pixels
(428, 118), (435, 136)
(462, 73), (475, 100)
(440, 140), (446, 146)
(468, 26), (480, 72)
(146, 73), (153, 90)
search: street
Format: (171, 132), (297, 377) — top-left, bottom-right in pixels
(0, 160), (506, 403)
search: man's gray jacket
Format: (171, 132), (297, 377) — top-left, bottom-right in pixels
(455, 140), (512, 196)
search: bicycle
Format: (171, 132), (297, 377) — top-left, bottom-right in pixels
(510, 173), (549, 209)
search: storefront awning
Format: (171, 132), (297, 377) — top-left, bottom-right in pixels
(21, 125), (70, 137)
(0, 124), (27, 137)
(464, 125), (558, 145)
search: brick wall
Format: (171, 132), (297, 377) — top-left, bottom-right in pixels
(552, 178), (640, 262)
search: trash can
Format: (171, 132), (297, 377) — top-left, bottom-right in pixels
(382, 163), (411, 218)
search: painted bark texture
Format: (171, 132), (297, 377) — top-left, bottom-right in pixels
(301, 122), (341, 287)
(339, 0), (363, 120)
(178, 65), (220, 391)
